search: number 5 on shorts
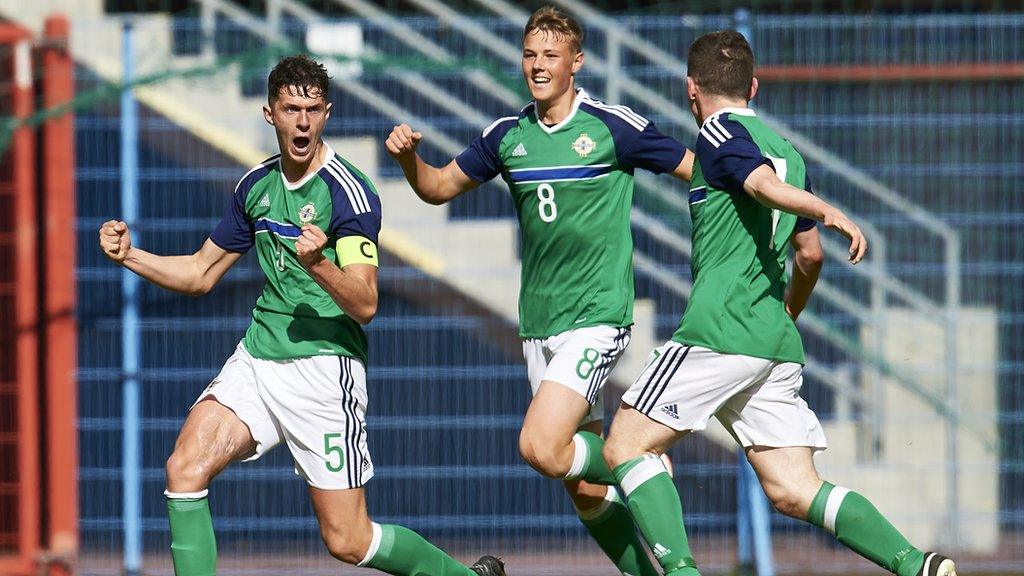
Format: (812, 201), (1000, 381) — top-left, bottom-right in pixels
(324, 432), (345, 472)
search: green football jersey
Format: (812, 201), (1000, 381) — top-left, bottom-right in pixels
(456, 88), (687, 338)
(672, 107), (816, 364)
(209, 146), (382, 363)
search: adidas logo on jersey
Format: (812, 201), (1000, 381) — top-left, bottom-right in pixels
(652, 543), (672, 559)
(512, 142), (528, 157)
(660, 404), (679, 419)
(259, 193), (270, 208)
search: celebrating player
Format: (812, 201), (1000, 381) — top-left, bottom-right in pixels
(386, 6), (693, 576)
(99, 55), (504, 576)
(602, 31), (956, 576)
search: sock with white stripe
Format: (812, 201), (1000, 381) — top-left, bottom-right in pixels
(565, 431), (616, 485)
(613, 454), (700, 576)
(576, 487), (660, 576)
(360, 523), (475, 575)
(808, 481), (924, 576)
(166, 489), (216, 576)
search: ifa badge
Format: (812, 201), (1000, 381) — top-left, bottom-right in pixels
(298, 202), (317, 224)
(572, 133), (596, 157)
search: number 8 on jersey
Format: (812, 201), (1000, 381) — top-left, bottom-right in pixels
(537, 183), (557, 222)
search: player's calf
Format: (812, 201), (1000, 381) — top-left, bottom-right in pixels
(765, 474), (959, 576)
(563, 478), (608, 511)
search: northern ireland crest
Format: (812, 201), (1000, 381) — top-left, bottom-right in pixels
(572, 133), (597, 157)
(298, 202), (317, 224)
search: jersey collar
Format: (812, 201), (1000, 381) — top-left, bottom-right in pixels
(535, 87), (587, 135)
(280, 142), (335, 191)
(701, 106), (756, 130)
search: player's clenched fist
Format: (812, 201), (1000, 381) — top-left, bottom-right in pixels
(385, 124), (422, 159)
(295, 224), (328, 268)
(99, 220), (132, 264)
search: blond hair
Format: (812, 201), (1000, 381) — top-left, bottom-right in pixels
(524, 6), (584, 54)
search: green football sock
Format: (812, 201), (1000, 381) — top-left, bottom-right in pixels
(613, 454), (700, 576)
(565, 431), (616, 485)
(807, 481), (924, 576)
(577, 487), (660, 576)
(166, 490), (217, 576)
(361, 523), (475, 575)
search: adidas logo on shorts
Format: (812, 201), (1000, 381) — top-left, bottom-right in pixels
(652, 543), (672, 559)
(512, 142), (528, 157)
(660, 404), (679, 419)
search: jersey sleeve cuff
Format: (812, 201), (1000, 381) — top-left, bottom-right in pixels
(454, 154), (489, 183)
(734, 157), (775, 190)
(660, 145), (690, 175)
(207, 233), (249, 254)
(794, 217), (817, 232)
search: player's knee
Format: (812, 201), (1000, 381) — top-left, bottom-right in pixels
(601, 437), (634, 471)
(763, 484), (805, 519)
(164, 449), (211, 493)
(320, 523), (371, 565)
(518, 434), (570, 478)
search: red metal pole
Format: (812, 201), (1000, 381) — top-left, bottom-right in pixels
(0, 22), (41, 576)
(41, 15), (78, 576)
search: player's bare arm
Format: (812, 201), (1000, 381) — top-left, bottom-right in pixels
(295, 223), (378, 324)
(385, 123), (479, 205)
(99, 220), (241, 296)
(742, 164), (867, 264)
(786, 226), (824, 321)
(670, 148), (696, 182)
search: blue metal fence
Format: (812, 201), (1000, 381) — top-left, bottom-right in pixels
(72, 12), (1024, 575)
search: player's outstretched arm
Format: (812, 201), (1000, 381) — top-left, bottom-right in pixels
(786, 226), (824, 321)
(98, 220), (242, 296)
(669, 149), (696, 183)
(742, 164), (867, 264)
(294, 224), (377, 324)
(385, 124), (478, 205)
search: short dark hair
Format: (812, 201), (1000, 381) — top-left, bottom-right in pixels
(524, 6), (584, 54)
(687, 30), (754, 101)
(267, 55), (330, 104)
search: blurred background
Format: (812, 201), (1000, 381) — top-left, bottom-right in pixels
(0, 0), (1021, 574)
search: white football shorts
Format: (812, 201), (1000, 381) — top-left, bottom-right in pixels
(192, 341), (373, 490)
(523, 325), (631, 424)
(622, 342), (827, 450)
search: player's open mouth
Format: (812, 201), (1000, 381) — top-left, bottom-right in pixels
(532, 77), (550, 85)
(293, 136), (311, 152)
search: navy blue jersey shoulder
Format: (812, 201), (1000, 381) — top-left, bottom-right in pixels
(455, 109), (528, 183)
(321, 155), (382, 243)
(579, 99), (686, 174)
(696, 113), (771, 192)
(209, 154), (279, 253)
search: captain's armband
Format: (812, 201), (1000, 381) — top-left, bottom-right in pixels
(336, 236), (379, 267)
